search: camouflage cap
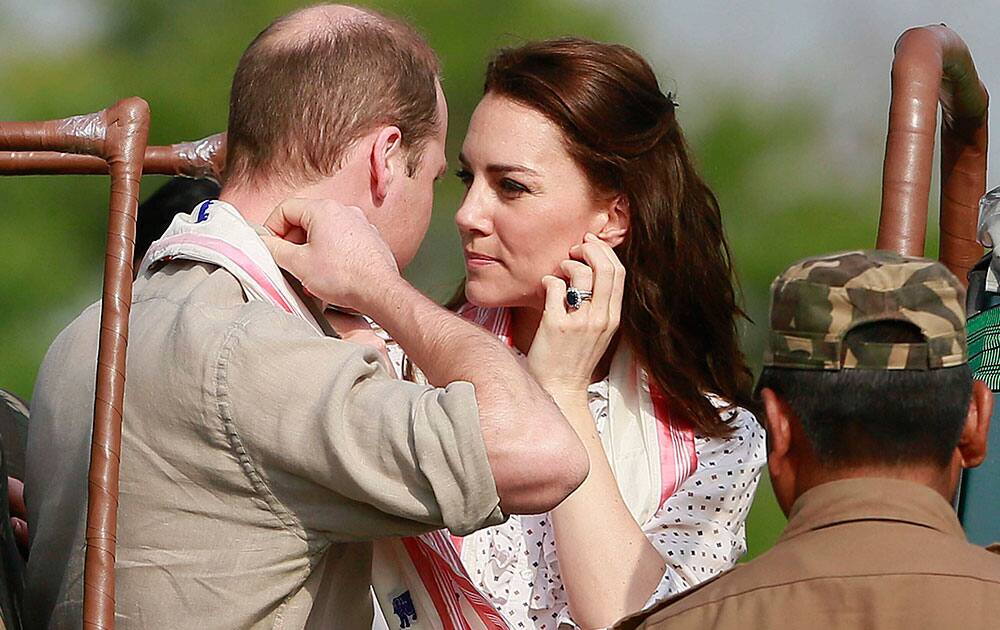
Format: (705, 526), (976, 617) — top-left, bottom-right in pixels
(765, 250), (967, 370)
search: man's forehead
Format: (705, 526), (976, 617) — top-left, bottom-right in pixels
(435, 81), (449, 134)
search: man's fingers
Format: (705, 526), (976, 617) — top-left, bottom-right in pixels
(284, 226), (307, 245)
(263, 198), (316, 238)
(260, 234), (306, 279)
(11, 518), (27, 545)
(7, 477), (25, 519)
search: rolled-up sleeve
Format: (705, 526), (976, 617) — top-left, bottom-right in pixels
(214, 304), (504, 541)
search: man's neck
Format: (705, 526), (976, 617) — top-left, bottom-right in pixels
(796, 464), (956, 504)
(218, 185), (288, 226)
(219, 170), (367, 226)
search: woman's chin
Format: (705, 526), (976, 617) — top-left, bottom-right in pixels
(464, 282), (512, 309)
(466, 290), (544, 311)
(465, 293), (505, 309)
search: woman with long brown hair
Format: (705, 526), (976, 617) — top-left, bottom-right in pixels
(388, 38), (766, 629)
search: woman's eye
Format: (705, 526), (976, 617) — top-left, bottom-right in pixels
(499, 178), (530, 197)
(455, 169), (473, 187)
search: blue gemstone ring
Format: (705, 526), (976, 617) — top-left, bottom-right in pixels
(566, 287), (593, 310)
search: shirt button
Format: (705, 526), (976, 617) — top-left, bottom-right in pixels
(520, 569), (534, 581)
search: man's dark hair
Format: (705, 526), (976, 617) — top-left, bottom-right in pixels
(224, 5), (441, 188)
(757, 321), (972, 468)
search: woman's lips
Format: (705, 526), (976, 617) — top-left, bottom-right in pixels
(464, 251), (500, 267)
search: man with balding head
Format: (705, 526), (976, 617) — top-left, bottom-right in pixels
(24, 5), (587, 628)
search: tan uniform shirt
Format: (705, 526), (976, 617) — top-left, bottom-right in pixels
(24, 261), (504, 629)
(619, 477), (1000, 630)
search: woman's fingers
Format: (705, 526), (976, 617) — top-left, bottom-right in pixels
(559, 259), (594, 294)
(568, 241), (614, 316)
(584, 233), (627, 329)
(542, 274), (569, 317)
(568, 234), (625, 332)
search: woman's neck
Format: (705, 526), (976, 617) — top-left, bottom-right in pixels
(509, 305), (617, 383)
(510, 307), (542, 356)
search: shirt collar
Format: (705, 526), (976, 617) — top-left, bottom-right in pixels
(779, 477), (966, 542)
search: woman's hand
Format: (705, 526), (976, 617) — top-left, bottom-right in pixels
(527, 233), (626, 401)
(532, 237), (664, 628)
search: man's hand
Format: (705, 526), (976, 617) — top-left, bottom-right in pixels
(261, 198), (400, 312)
(9, 476), (27, 559)
(262, 199), (588, 516)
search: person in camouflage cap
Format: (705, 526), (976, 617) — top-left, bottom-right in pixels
(617, 249), (1000, 630)
(765, 249), (967, 371)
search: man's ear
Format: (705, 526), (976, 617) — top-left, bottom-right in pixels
(370, 126), (403, 204)
(761, 387), (798, 515)
(761, 387), (792, 472)
(595, 195), (629, 248)
(959, 379), (993, 469)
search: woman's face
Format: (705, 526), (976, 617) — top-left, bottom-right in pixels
(456, 93), (611, 309)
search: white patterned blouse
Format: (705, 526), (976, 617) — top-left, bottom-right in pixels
(383, 336), (765, 629)
(459, 380), (763, 629)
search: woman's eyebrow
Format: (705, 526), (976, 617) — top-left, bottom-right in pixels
(485, 163), (539, 176)
(457, 152), (539, 176)
(458, 153), (538, 176)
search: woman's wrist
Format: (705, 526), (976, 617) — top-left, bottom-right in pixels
(545, 387), (591, 414)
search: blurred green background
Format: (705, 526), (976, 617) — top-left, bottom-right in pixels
(1, 0), (971, 559)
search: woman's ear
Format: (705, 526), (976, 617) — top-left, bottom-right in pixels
(370, 126), (403, 204)
(595, 195), (629, 248)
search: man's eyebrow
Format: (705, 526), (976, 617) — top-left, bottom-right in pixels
(456, 152), (538, 176)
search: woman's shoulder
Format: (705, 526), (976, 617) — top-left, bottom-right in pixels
(704, 393), (759, 430)
(696, 394), (764, 457)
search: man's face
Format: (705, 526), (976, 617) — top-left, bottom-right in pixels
(374, 82), (449, 270)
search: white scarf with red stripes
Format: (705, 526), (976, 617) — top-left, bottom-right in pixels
(453, 304), (698, 525)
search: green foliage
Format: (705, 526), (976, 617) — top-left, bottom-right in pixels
(0, 0), (621, 397)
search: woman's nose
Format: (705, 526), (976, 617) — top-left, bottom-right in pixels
(455, 187), (492, 235)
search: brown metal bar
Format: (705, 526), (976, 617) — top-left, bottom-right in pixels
(0, 99), (151, 629)
(0, 133), (225, 181)
(878, 24), (989, 283)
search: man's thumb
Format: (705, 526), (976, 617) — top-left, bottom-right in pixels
(260, 234), (304, 279)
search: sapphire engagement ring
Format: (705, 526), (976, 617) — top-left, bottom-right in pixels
(566, 286), (593, 310)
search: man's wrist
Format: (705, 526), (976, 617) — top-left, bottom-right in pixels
(357, 275), (423, 326)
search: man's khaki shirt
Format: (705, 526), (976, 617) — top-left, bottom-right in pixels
(24, 261), (504, 629)
(619, 477), (1000, 630)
